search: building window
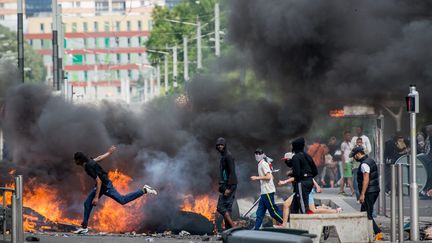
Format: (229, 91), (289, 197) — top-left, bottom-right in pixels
(127, 38), (131, 47)
(72, 54), (84, 64)
(137, 20), (142, 31)
(104, 21), (110, 32)
(128, 70), (132, 78)
(76, 1), (80, 7)
(127, 53), (131, 62)
(94, 22), (99, 32)
(126, 21), (131, 31)
(83, 22), (88, 32)
(138, 36), (142, 46)
(148, 20), (153, 30)
(116, 53), (121, 63)
(72, 22), (77, 32)
(116, 70), (120, 79)
(83, 38), (87, 47)
(104, 37), (110, 48)
(95, 1), (109, 12)
(115, 21), (120, 32)
(0, 15), (4, 20)
(40, 23), (44, 33)
(84, 71), (88, 80)
(0, 3), (4, 8)
(112, 1), (125, 12)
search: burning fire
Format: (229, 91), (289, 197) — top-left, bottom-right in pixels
(91, 170), (146, 232)
(1, 170), (217, 233)
(181, 194), (217, 222)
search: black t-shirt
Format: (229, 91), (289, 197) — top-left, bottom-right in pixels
(84, 159), (111, 186)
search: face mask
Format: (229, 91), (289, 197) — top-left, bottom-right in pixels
(255, 154), (265, 162)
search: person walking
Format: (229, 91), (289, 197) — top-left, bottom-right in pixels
(350, 146), (383, 241)
(216, 137), (238, 230)
(250, 148), (283, 229)
(340, 131), (355, 196)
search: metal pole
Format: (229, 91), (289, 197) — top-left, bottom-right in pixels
(156, 63), (161, 95)
(197, 18), (202, 69)
(214, 2), (220, 57)
(173, 45), (177, 88)
(183, 36), (189, 82)
(57, 4), (64, 93)
(15, 176), (23, 243)
(398, 164), (404, 243)
(164, 54), (168, 93)
(377, 114), (385, 215)
(390, 165), (397, 242)
(2, 191), (6, 240)
(409, 85), (419, 241)
(0, 129), (3, 161)
(17, 0), (24, 83)
(11, 194), (16, 243)
(52, 0), (59, 90)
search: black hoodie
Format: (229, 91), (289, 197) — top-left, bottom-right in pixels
(291, 137), (318, 180)
(216, 137), (238, 187)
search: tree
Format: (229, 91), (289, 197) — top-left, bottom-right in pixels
(145, 0), (226, 89)
(0, 24), (46, 83)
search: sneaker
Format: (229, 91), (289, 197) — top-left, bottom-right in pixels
(143, 185), (157, 195)
(73, 227), (89, 234)
(374, 232), (383, 241)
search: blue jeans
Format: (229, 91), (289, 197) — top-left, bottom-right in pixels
(81, 181), (144, 227)
(254, 192), (283, 230)
(352, 168), (360, 200)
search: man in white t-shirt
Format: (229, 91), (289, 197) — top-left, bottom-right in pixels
(250, 148), (283, 229)
(351, 126), (372, 155)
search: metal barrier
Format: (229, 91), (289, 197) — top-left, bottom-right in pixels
(390, 164), (405, 242)
(0, 175), (24, 243)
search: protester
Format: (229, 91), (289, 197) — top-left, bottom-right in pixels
(307, 138), (326, 174)
(352, 137), (366, 200)
(251, 148), (283, 229)
(384, 133), (409, 193)
(290, 137), (318, 214)
(339, 131), (354, 196)
(277, 152), (295, 228)
(308, 179), (342, 214)
(350, 146), (383, 241)
(73, 146), (157, 234)
(216, 137), (238, 230)
(320, 145), (337, 188)
(351, 126), (372, 155)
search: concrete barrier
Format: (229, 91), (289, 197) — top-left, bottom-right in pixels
(289, 212), (373, 243)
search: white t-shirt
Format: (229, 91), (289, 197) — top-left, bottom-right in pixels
(351, 135), (372, 155)
(258, 160), (276, 195)
(360, 163), (370, 173)
(340, 141), (352, 163)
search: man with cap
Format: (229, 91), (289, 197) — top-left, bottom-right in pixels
(290, 137), (318, 214)
(350, 146), (383, 241)
(250, 148), (283, 229)
(215, 137), (237, 230)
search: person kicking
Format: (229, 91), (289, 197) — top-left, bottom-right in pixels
(73, 145), (157, 234)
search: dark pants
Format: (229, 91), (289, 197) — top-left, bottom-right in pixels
(290, 178), (314, 214)
(384, 163), (392, 193)
(81, 181), (144, 228)
(352, 168), (360, 200)
(361, 192), (381, 234)
(254, 192), (283, 230)
(216, 185), (237, 215)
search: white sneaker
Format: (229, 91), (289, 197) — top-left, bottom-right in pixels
(73, 227), (89, 234)
(143, 185), (157, 195)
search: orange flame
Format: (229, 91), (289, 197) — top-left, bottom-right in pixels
(91, 170), (146, 232)
(181, 194), (217, 222)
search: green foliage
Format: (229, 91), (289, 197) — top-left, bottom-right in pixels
(145, 0), (226, 87)
(0, 24), (46, 83)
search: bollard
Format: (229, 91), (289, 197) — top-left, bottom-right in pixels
(397, 164), (404, 243)
(11, 194), (17, 243)
(390, 165), (396, 242)
(15, 176), (23, 243)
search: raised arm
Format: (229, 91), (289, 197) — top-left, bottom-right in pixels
(94, 145), (116, 162)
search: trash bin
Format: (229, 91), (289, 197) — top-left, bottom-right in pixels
(222, 227), (313, 243)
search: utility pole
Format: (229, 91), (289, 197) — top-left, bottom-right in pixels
(407, 85), (419, 241)
(156, 63), (161, 94)
(214, 2), (220, 57)
(52, 0), (59, 90)
(57, 4), (64, 93)
(183, 36), (189, 82)
(17, 0), (24, 83)
(173, 45), (178, 87)
(197, 17), (202, 69)
(164, 54), (168, 93)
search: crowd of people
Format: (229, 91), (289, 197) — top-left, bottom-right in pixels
(215, 125), (385, 241)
